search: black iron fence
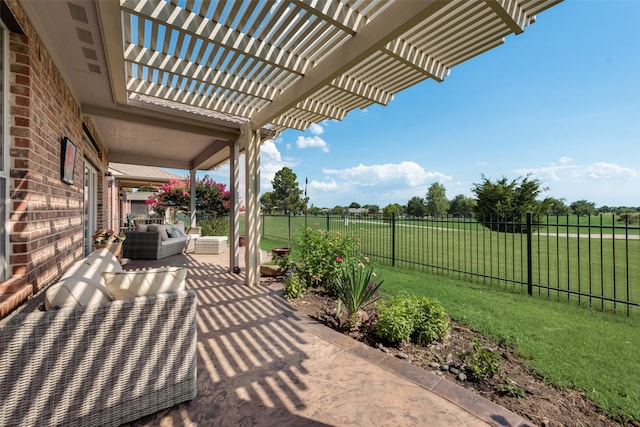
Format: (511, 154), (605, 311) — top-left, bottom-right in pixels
(258, 212), (640, 316)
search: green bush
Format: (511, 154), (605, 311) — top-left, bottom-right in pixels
(199, 216), (229, 236)
(294, 228), (360, 289)
(282, 273), (306, 300)
(375, 293), (449, 345)
(458, 338), (501, 381)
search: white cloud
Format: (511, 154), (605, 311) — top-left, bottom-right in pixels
(516, 161), (640, 182)
(323, 161), (450, 187)
(303, 161), (452, 207)
(558, 156), (573, 164)
(296, 135), (329, 152)
(309, 123), (324, 135)
(513, 160), (640, 206)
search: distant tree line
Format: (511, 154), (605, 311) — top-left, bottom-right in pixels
(259, 167), (640, 228)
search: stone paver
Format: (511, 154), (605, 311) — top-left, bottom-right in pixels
(124, 252), (530, 427)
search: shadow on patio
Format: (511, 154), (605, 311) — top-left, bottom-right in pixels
(123, 251), (526, 427)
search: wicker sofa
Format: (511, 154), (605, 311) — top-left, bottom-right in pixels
(123, 223), (191, 260)
(0, 249), (198, 426)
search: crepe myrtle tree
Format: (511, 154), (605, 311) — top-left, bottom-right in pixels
(146, 176), (231, 217)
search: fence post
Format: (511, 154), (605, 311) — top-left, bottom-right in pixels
(288, 212), (291, 245)
(326, 212), (330, 231)
(392, 212), (396, 267)
(526, 212), (533, 296)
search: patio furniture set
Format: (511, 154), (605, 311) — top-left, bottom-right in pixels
(0, 248), (197, 426)
(122, 223), (227, 259)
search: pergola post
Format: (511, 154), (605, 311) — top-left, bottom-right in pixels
(244, 125), (261, 286)
(189, 169), (197, 227)
(229, 138), (241, 274)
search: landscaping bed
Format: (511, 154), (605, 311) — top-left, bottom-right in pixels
(278, 282), (630, 427)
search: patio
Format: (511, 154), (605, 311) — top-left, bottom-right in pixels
(122, 251), (530, 426)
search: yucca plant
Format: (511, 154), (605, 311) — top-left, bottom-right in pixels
(334, 257), (383, 329)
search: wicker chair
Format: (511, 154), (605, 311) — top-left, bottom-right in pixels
(0, 290), (197, 426)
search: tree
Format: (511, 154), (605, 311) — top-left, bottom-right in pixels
(547, 197), (570, 216)
(570, 200), (596, 217)
(472, 174), (549, 232)
(332, 205), (345, 215)
(363, 204), (380, 215)
(260, 192), (276, 214)
(425, 183), (449, 218)
(270, 167), (308, 214)
(448, 194), (476, 217)
(406, 196), (426, 217)
(349, 202), (361, 209)
(382, 203), (401, 222)
(146, 176), (230, 217)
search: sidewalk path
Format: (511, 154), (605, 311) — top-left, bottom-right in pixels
(125, 252), (532, 427)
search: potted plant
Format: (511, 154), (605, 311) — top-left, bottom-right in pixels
(93, 228), (127, 257)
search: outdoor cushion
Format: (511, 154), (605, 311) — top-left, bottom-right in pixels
(137, 223), (149, 232)
(44, 278), (113, 310)
(102, 267), (187, 300)
(148, 224), (169, 241)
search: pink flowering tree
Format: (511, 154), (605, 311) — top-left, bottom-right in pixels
(146, 176), (231, 217)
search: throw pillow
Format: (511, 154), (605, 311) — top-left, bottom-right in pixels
(102, 267), (187, 300)
(148, 224), (169, 241)
(166, 227), (177, 238)
(45, 278), (113, 311)
(137, 223), (149, 232)
(172, 223), (186, 235)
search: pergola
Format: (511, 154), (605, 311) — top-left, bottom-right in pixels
(22, 0), (561, 285)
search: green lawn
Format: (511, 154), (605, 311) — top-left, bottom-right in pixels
(375, 265), (640, 423)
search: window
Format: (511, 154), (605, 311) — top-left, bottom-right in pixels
(0, 24), (7, 281)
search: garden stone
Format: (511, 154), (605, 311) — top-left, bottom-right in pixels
(457, 372), (467, 382)
(446, 353), (454, 363)
(449, 367), (460, 375)
(440, 364), (449, 371)
(429, 362), (440, 369)
(396, 352), (409, 360)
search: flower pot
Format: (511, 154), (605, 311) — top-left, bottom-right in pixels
(95, 242), (123, 257)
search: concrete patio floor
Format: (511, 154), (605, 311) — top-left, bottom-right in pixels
(123, 251), (532, 427)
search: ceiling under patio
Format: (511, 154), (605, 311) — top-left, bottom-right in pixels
(22, 0), (562, 171)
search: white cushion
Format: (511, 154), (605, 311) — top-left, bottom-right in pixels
(148, 224), (169, 241)
(172, 223), (186, 234)
(137, 223), (149, 232)
(45, 278), (113, 311)
(102, 267), (187, 300)
(61, 248), (122, 282)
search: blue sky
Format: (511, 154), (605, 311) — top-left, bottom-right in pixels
(170, 1), (640, 209)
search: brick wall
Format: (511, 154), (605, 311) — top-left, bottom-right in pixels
(4, 1), (109, 299)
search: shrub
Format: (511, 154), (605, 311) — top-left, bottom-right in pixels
(282, 273), (306, 300)
(294, 228), (360, 289)
(334, 257), (383, 329)
(198, 216), (229, 236)
(458, 338), (502, 381)
(375, 293), (449, 346)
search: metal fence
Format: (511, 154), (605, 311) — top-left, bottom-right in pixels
(258, 212), (640, 316)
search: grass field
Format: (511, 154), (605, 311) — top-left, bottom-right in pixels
(255, 214), (640, 315)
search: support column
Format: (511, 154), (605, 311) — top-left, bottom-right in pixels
(189, 169), (197, 227)
(244, 124), (261, 286)
(229, 138), (241, 274)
